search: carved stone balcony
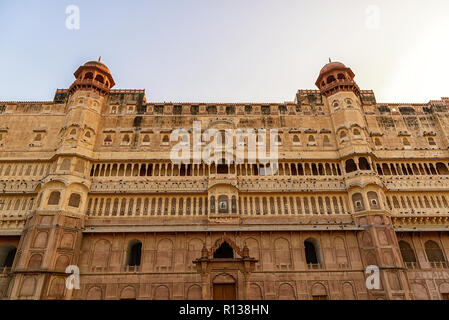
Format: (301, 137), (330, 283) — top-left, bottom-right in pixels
(380, 175), (449, 191)
(90, 176), (209, 193)
(90, 174), (347, 194)
(307, 263), (323, 270)
(123, 265), (141, 273)
(238, 176), (345, 192)
(0, 179), (40, 194)
(320, 78), (360, 97)
(344, 171), (383, 189)
(429, 261), (449, 269)
(0, 217), (26, 233)
(208, 173), (238, 189)
(405, 262), (419, 269)
(391, 210), (449, 228)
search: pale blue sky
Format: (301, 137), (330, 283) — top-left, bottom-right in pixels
(0, 0), (448, 103)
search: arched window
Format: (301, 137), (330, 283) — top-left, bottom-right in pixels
(352, 193), (364, 212)
(337, 73), (346, 80)
(104, 135), (112, 145)
(358, 157), (371, 170)
(126, 240), (142, 267)
(374, 138), (382, 146)
(345, 99), (353, 107)
(0, 244), (17, 268)
(162, 135), (170, 143)
(94, 74), (104, 83)
(403, 137), (411, 146)
(231, 196), (237, 214)
(293, 135), (300, 144)
(326, 75), (336, 84)
(308, 135), (315, 143)
(47, 191), (61, 205)
(122, 134), (130, 145)
(84, 72), (93, 80)
(210, 196), (215, 214)
(213, 241), (234, 259)
(68, 193), (81, 208)
(70, 129), (77, 136)
(399, 241), (417, 268)
(84, 131), (91, 138)
(142, 135), (150, 145)
(367, 191), (380, 209)
(428, 137), (436, 146)
(353, 128), (361, 136)
(323, 135), (330, 145)
(304, 238), (321, 267)
(436, 163), (449, 175)
(218, 195), (229, 213)
(339, 130), (347, 141)
(345, 159), (357, 173)
(332, 101), (340, 110)
(425, 240), (446, 265)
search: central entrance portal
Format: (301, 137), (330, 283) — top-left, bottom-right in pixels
(193, 236), (258, 299)
(213, 283), (236, 300)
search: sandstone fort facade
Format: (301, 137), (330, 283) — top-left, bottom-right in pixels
(0, 59), (449, 300)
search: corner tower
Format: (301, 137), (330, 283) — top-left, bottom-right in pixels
(61, 58), (115, 154)
(316, 61), (369, 154)
(9, 59), (114, 300)
(316, 61), (411, 299)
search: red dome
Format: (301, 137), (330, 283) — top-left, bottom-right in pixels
(319, 61), (347, 77)
(70, 59), (116, 95)
(315, 60), (359, 96)
(84, 60), (111, 74)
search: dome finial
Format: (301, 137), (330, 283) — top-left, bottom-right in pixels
(329, 57), (332, 63)
(98, 56), (102, 62)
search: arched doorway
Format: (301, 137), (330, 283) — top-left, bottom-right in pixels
(212, 273), (236, 300)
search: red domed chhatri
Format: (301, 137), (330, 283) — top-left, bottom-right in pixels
(315, 59), (359, 97)
(69, 57), (115, 95)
